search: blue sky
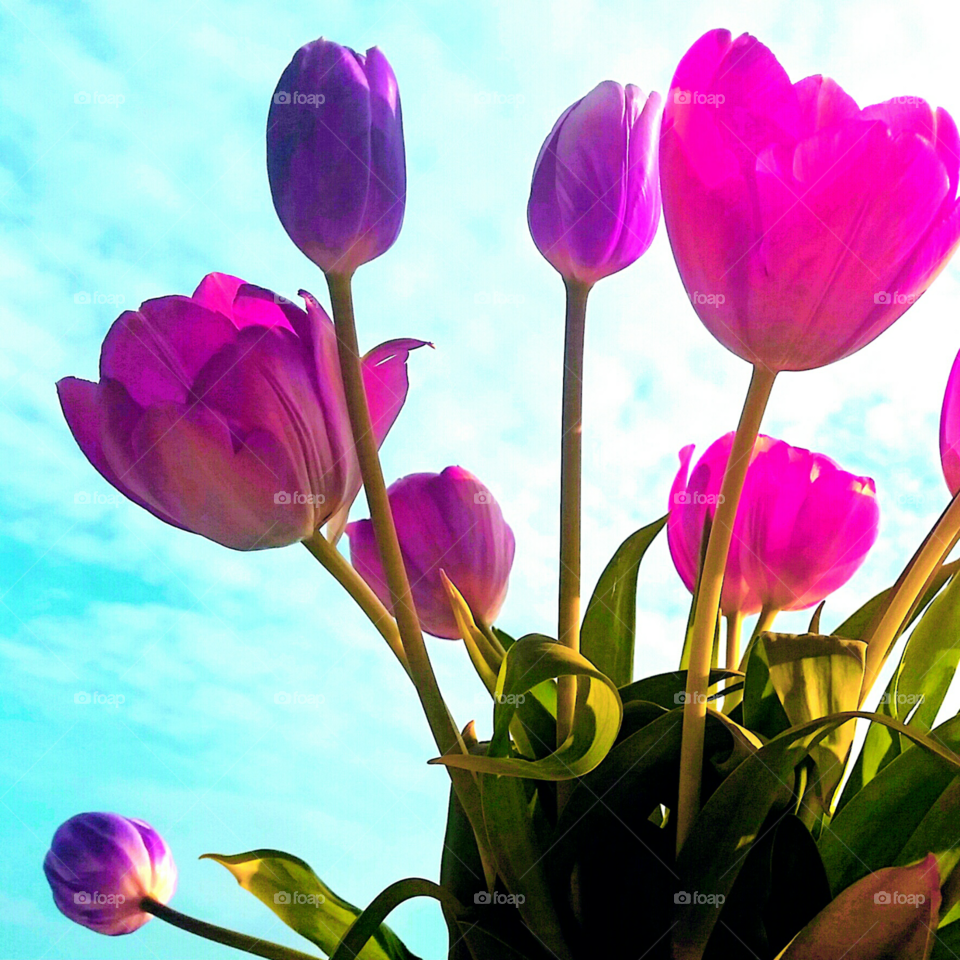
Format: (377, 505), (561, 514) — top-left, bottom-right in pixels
(3, 0), (960, 957)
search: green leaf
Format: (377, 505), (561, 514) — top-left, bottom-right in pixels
(619, 668), (742, 711)
(762, 633), (866, 805)
(202, 849), (416, 960)
(478, 776), (573, 960)
(673, 712), (960, 960)
(742, 633), (791, 741)
(839, 571), (960, 812)
(430, 636), (622, 780)
(580, 516), (667, 688)
(819, 714), (960, 896)
(440, 785), (487, 960)
(328, 878), (459, 960)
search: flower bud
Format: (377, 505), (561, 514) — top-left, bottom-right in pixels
(267, 38), (405, 274)
(43, 812), (176, 935)
(528, 81), (662, 285)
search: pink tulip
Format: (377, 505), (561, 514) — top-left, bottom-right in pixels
(528, 81), (662, 285)
(58, 273), (426, 550)
(669, 435), (879, 614)
(346, 467), (515, 639)
(736, 440), (880, 611)
(941, 347), (960, 495)
(660, 29), (960, 371)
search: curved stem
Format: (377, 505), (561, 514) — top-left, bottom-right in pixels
(676, 364), (777, 855)
(861, 491), (960, 701)
(141, 899), (320, 960)
(724, 610), (744, 673)
(753, 603), (780, 642)
(324, 271), (493, 886)
(303, 533), (409, 676)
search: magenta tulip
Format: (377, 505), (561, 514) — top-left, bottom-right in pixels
(941, 348), (960, 495)
(267, 38), (405, 274)
(58, 273), (426, 550)
(660, 29), (960, 371)
(44, 812), (176, 935)
(669, 435), (879, 614)
(528, 81), (662, 285)
(346, 467), (515, 639)
(736, 441), (880, 611)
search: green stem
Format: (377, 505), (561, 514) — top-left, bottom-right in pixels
(557, 278), (591, 813)
(861, 491), (960, 701)
(753, 603), (780, 642)
(324, 271), (493, 887)
(303, 533), (409, 676)
(724, 610), (744, 673)
(676, 364), (777, 855)
(141, 899), (320, 960)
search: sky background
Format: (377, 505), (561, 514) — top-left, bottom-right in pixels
(3, 0), (960, 957)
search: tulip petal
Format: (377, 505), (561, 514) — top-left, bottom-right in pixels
(361, 338), (430, 446)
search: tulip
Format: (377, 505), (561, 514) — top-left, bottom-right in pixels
(267, 38), (405, 275)
(669, 434), (879, 614)
(43, 812), (176, 935)
(528, 81), (662, 285)
(58, 273), (426, 551)
(941, 348), (960, 495)
(346, 467), (515, 639)
(660, 29), (960, 371)
(737, 440), (880, 611)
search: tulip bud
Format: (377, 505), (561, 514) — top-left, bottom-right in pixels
(660, 29), (960, 371)
(669, 435), (879, 615)
(528, 81), (662, 285)
(346, 467), (515, 639)
(58, 273), (426, 551)
(43, 812), (177, 935)
(940, 347), (960, 495)
(267, 38), (405, 274)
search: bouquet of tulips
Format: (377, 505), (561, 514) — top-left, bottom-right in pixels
(42, 25), (960, 960)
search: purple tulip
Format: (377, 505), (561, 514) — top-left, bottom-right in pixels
(43, 812), (176, 935)
(528, 81), (662, 285)
(346, 467), (515, 639)
(669, 435), (879, 614)
(660, 29), (960, 372)
(941, 348), (960, 495)
(267, 38), (405, 275)
(58, 273), (426, 550)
